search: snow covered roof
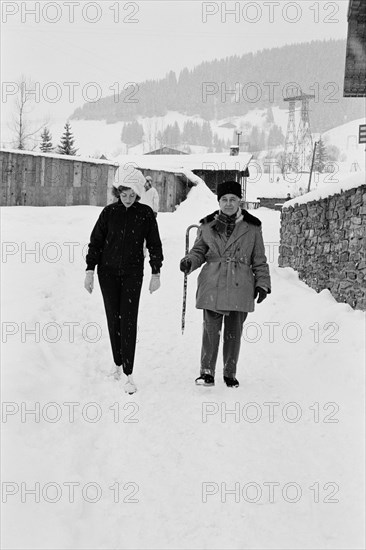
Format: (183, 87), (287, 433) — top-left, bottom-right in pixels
(114, 152), (252, 173)
(0, 148), (118, 166)
(283, 172), (366, 208)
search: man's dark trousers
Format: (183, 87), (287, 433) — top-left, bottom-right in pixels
(200, 309), (248, 379)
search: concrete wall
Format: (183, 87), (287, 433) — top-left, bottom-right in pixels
(279, 184), (366, 310)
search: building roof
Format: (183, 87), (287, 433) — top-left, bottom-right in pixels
(145, 146), (188, 155)
(219, 122), (237, 129)
(0, 148), (118, 166)
(344, 0), (366, 97)
(114, 152), (252, 173)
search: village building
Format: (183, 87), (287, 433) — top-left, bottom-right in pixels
(0, 149), (117, 207)
(0, 149), (253, 211)
(145, 146), (188, 155)
(114, 151), (252, 211)
(343, 0), (366, 97)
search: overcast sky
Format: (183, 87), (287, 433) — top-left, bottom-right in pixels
(1, 0), (349, 124)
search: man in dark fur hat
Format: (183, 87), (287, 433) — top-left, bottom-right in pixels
(180, 180), (271, 388)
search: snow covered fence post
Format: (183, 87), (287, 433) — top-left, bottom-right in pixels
(181, 224), (199, 334)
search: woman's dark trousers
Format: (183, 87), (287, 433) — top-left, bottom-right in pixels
(98, 270), (143, 375)
(200, 309), (248, 379)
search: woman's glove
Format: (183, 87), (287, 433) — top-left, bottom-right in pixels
(84, 271), (94, 294)
(254, 286), (267, 304)
(180, 257), (192, 274)
(149, 274), (161, 294)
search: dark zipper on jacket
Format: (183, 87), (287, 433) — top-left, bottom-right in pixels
(119, 206), (129, 273)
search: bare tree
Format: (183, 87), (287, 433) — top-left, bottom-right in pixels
(9, 75), (48, 150)
(145, 119), (155, 153)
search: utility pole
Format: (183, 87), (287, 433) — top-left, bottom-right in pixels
(307, 141), (318, 192)
(236, 131), (242, 149)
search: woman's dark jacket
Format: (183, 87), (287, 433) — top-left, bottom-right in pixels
(86, 199), (163, 275)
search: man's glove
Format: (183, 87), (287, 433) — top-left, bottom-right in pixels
(84, 271), (94, 294)
(180, 257), (192, 274)
(149, 274), (161, 294)
(254, 286), (267, 304)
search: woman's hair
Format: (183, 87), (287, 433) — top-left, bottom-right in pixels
(112, 185), (141, 201)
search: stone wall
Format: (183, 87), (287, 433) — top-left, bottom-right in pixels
(279, 184), (366, 310)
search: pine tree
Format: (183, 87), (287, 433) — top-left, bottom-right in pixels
(266, 107), (275, 124)
(314, 137), (327, 173)
(171, 121), (181, 146)
(121, 121), (144, 147)
(57, 122), (78, 155)
(268, 124), (285, 147)
(201, 121), (213, 147)
(249, 126), (260, 152)
(213, 134), (223, 153)
(40, 127), (53, 152)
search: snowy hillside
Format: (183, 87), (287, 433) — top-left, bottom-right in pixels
(1, 181), (365, 549)
(1, 105), (364, 170)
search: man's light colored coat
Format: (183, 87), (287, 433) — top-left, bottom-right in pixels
(187, 210), (271, 313)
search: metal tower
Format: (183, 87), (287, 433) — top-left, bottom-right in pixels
(283, 97), (298, 171)
(284, 92), (315, 172)
(296, 93), (315, 172)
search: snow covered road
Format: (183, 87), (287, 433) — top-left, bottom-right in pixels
(1, 189), (365, 549)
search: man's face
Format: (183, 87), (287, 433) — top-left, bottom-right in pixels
(119, 188), (136, 208)
(145, 179), (151, 190)
(219, 194), (240, 216)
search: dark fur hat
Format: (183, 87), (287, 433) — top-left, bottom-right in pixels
(217, 180), (242, 201)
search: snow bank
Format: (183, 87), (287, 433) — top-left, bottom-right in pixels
(1, 167), (365, 550)
(283, 171), (365, 208)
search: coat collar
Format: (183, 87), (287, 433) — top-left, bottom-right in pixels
(199, 209), (261, 227)
(116, 198), (139, 211)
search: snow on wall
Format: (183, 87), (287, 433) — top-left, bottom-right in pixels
(283, 171), (366, 208)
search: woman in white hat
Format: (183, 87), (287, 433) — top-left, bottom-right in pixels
(84, 165), (163, 394)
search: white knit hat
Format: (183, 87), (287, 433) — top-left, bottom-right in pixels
(113, 163), (145, 198)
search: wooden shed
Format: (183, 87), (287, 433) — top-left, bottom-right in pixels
(257, 196), (291, 211)
(0, 149), (117, 206)
(344, 0), (366, 97)
(115, 152), (252, 212)
(138, 168), (194, 212)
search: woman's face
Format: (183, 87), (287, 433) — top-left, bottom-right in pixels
(119, 188), (137, 208)
(219, 194), (240, 216)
